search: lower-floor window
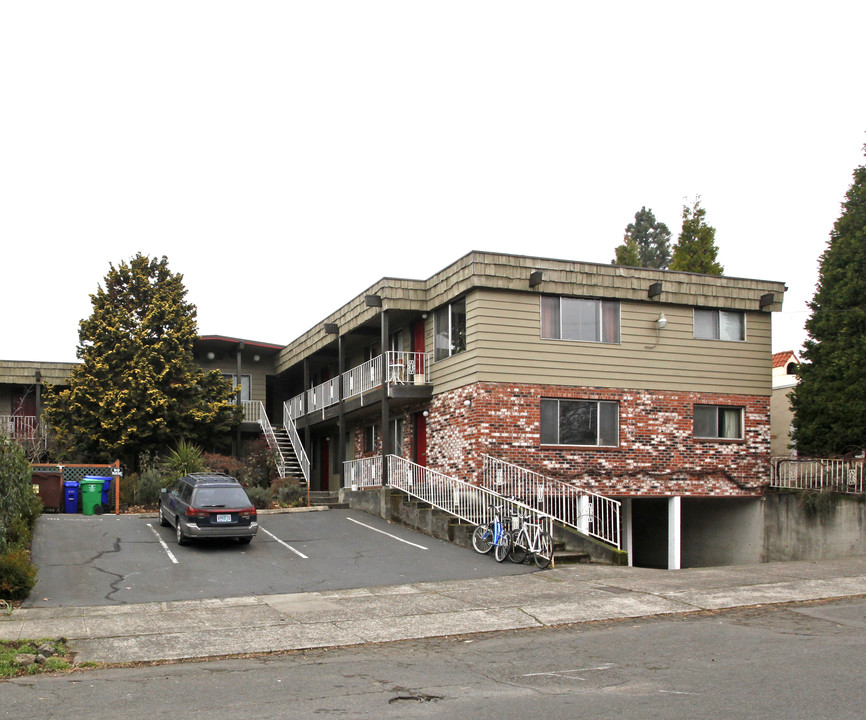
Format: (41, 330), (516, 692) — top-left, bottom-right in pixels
(694, 405), (743, 439)
(364, 425), (378, 453)
(540, 399), (619, 447)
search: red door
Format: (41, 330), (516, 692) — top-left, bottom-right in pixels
(414, 413), (427, 467)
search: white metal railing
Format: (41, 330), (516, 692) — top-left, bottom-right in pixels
(481, 455), (621, 549)
(770, 456), (866, 494)
(287, 393), (305, 421)
(1, 415), (43, 439)
(244, 401), (288, 478)
(307, 377), (341, 414)
(386, 351), (431, 386)
(344, 456), (383, 489)
(343, 355), (383, 402)
(282, 402), (310, 484)
(386, 454), (554, 538)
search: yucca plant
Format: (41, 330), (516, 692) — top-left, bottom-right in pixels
(163, 439), (204, 479)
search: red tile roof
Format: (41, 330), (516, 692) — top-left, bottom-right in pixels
(772, 351), (795, 368)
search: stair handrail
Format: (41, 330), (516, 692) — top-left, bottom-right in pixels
(481, 455), (621, 549)
(386, 455), (553, 537)
(245, 401), (288, 478)
(282, 401), (310, 485)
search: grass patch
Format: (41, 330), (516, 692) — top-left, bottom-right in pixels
(0, 639), (74, 678)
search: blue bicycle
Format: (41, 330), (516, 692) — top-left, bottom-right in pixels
(472, 505), (512, 562)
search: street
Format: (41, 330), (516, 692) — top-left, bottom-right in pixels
(4, 598), (865, 719)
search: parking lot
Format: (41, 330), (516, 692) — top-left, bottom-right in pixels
(26, 508), (535, 607)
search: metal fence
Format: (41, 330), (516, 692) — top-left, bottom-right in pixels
(481, 455), (621, 549)
(770, 456), (866, 494)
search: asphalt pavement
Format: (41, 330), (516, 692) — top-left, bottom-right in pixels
(3, 544), (866, 665)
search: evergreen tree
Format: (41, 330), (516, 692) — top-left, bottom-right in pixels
(612, 206), (672, 268)
(612, 236), (640, 266)
(669, 197), (724, 275)
(44, 254), (240, 468)
(791, 149), (866, 456)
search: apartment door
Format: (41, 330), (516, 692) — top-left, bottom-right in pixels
(414, 412), (427, 467)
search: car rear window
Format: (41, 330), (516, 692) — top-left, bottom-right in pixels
(192, 486), (252, 508)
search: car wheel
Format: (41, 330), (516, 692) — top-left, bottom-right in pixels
(175, 518), (189, 545)
(158, 502), (169, 527)
(238, 536), (252, 545)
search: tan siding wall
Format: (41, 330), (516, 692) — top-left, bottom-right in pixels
(468, 289), (773, 395)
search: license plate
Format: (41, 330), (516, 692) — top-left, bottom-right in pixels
(216, 514), (232, 523)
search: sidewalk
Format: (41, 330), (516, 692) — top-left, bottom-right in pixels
(3, 557), (866, 665)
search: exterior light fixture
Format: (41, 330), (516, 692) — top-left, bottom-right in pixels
(324, 323), (339, 334)
(759, 293), (775, 309)
(529, 270), (543, 288)
(657, 313), (668, 329)
(207, 351), (216, 360)
(365, 294), (382, 308)
(422, 410), (429, 417)
(464, 399), (471, 407)
(648, 282), (663, 299)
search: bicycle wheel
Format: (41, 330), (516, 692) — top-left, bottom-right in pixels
(495, 531), (512, 563)
(472, 524), (494, 554)
(508, 529), (528, 564)
(534, 531), (553, 569)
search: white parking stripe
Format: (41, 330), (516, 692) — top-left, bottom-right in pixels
(259, 526), (309, 559)
(346, 517), (428, 550)
(147, 523), (179, 564)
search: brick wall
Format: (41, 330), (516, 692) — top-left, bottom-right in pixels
(425, 382), (770, 497)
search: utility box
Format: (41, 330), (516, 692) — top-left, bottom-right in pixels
(32, 472), (63, 512)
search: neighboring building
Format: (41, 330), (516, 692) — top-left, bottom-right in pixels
(272, 251), (787, 569)
(770, 350), (799, 457)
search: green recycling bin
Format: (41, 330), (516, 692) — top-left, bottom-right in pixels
(81, 477), (104, 516)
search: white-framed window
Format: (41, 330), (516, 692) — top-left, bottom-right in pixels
(540, 398), (619, 447)
(694, 309), (745, 341)
(434, 298), (466, 361)
(222, 374), (251, 402)
(541, 296), (620, 343)
(694, 405), (744, 440)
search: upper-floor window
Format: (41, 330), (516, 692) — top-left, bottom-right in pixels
(694, 309), (745, 341)
(694, 405), (743, 440)
(540, 398), (619, 447)
(541, 296), (620, 343)
(222, 374), (251, 402)
(434, 298), (466, 361)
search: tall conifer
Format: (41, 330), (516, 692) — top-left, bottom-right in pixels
(670, 197), (723, 275)
(791, 148), (866, 456)
(45, 255), (240, 467)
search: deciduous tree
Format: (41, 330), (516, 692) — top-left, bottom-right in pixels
(791, 148), (866, 456)
(44, 254), (240, 468)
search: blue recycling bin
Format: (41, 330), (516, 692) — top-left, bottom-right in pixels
(63, 481), (80, 514)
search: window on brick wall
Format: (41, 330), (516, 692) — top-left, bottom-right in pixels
(540, 399), (619, 446)
(694, 405), (743, 439)
(434, 298), (467, 361)
(541, 296), (620, 343)
(694, 309), (745, 341)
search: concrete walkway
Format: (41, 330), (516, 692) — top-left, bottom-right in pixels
(3, 557), (866, 665)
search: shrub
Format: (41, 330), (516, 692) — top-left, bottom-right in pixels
(0, 547), (38, 601)
(244, 485), (274, 509)
(202, 452), (243, 477)
(0, 438), (36, 550)
(241, 438), (278, 488)
(135, 468), (169, 507)
(162, 439), (204, 479)
(277, 483), (308, 507)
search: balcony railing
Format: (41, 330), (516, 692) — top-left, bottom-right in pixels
(287, 351), (432, 421)
(770, 456), (866, 494)
(0, 415), (43, 440)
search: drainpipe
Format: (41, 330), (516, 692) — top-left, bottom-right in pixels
(380, 308), (390, 485)
(235, 342), (244, 459)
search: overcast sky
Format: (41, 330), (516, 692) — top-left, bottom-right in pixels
(2, 2), (864, 364)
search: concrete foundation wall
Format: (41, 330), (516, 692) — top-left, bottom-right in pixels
(682, 498), (764, 567)
(763, 492), (866, 561)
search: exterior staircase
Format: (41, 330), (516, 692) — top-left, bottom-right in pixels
(272, 427), (306, 483)
(308, 490), (348, 509)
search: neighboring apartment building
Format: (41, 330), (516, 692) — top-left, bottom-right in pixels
(274, 251), (787, 569)
(770, 350), (799, 457)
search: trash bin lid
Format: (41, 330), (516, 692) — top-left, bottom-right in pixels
(81, 478), (104, 488)
(63, 480), (80, 487)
